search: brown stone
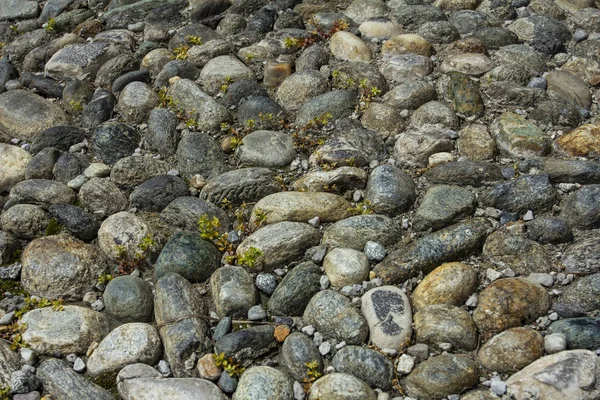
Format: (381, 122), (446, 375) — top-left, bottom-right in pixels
(411, 262), (478, 310)
(554, 124), (600, 158)
(274, 325), (291, 343)
(197, 353), (222, 381)
(478, 327), (544, 372)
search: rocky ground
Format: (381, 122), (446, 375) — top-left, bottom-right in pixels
(0, 0), (600, 398)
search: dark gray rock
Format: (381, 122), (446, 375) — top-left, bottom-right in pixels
(155, 60), (199, 89)
(279, 333), (322, 382)
(413, 185), (476, 232)
(322, 214), (402, 251)
(515, 15), (571, 54)
(424, 161), (504, 186)
(237, 97), (286, 130)
(562, 238), (600, 274)
(30, 126), (88, 155)
(112, 69), (151, 92)
(102, 0), (187, 29)
(91, 122), (140, 165)
(529, 100), (582, 129)
(130, 175), (189, 212)
(221, 79), (268, 108)
(20, 72), (62, 99)
(95, 54), (137, 89)
(37, 359), (113, 400)
(48, 203), (100, 241)
(417, 21), (459, 44)
(560, 185), (600, 230)
(525, 217), (573, 244)
(154, 272), (210, 377)
(473, 27), (519, 49)
(392, 5), (446, 30)
(104, 275), (154, 322)
(0, 59), (18, 95)
(147, 108), (180, 157)
(110, 155), (169, 190)
(296, 90), (357, 126)
(161, 196), (230, 233)
(26, 147), (60, 180)
(190, 0), (231, 22)
(78, 177), (128, 216)
(52, 152), (89, 184)
(215, 325), (276, 365)
(176, 131), (228, 180)
(448, 10), (489, 35)
(365, 164), (416, 216)
(9, 179), (76, 209)
(295, 44), (330, 72)
(268, 262), (321, 316)
(383, 80), (437, 110)
(62, 79), (93, 113)
(81, 89), (115, 130)
(10, 366), (42, 394)
(548, 318), (600, 350)
(247, 5), (277, 33)
(479, 174), (558, 213)
(154, 231), (220, 283)
(0, 230), (20, 265)
(553, 274), (600, 318)
(211, 265), (257, 317)
(200, 168), (282, 206)
(332, 346), (394, 390)
(375, 219), (492, 284)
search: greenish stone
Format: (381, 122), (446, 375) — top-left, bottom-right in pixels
(332, 345), (394, 390)
(490, 112), (550, 158)
(446, 72), (484, 117)
(154, 231), (221, 283)
(548, 318), (600, 350)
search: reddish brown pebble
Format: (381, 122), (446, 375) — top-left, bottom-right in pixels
(274, 325), (291, 342)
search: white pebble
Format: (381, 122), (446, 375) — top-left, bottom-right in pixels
(302, 325), (315, 336)
(308, 216), (320, 227)
(335, 341), (346, 350)
(486, 268), (503, 282)
(396, 354), (415, 375)
(490, 380), (507, 396)
(158, 360), (171, 376)
(544, 333), (567, 354)
(465, 293), (478, 308)
(319, 341), (331, 356)
(73, 358), (86, 373)
(320, 275), (330, 290)
(523, 210), (534, 221)
(313, 332), (323, 346)
(293, 381), (306, 400)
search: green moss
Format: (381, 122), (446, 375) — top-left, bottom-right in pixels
(0, 280), (27, 301)
(45, 218), (62, 236)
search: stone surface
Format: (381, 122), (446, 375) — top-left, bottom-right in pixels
(237, 130), (295, 168)
(322, 214), (401, 251)
(412, 184), (475, 231)
(279, 333), (322, 382)
(104, 275), (154, 323)
(411, 262), (478, 310)
(37, 359), (113, 400)
(232, 366), (293, 400)
(555, 124), (600, 158)
(483, 229), (555, 274)
(365, 164), (416, 216)
(414, 304), (478, 351)
(548, 318), (600, 350)
(308, 373), (376, 400)
(211, 266), (257, 318)
(362, 286), (412, 351)
(268, 262), (322, 316)
(0, 144), (31, 193)
(250, 192), (350, 225)
(491, 112), (550, 158)
(478, 327), (544, 372)
(560, 185), (600, 229)
(323, 247), (370, 288)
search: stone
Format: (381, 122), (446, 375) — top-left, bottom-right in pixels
(110, 156), (170, 189)
(308, 373), (376, 400)
(403, 354), (479, 399)
(562, 239), (600, 274)
(545, 333), (568, 354)
(554, 124), (600, 158)
(364, 164), (416, 216)
(0, 340), (20, 388)
(78, 178), (128, 216)
(215, 324), (276, 364)
(560, 185), (600, 229)
(394, 129), (454, 167)
(483, 230), (555, 274)
(473, 278), (550, 334)
(525, 217), (573, 244)
(507, 15), (571, 55)
(506, 350), (600, 400)
(292, 167), (368, 193)
(490, 112), (550, 158)
(0, 144), (31, 194)
(411, 262), (478, 310)
(21, 234), (107, 300)
(295, 90), (357, 126)
(360, 103), (406, 140)
(199, 55), (254, 94)
(9, 179), (77, 209)
(553, 274), (600, 317)
(154, 232), (220, 283)
(81, 89), (116, 129)
(91, 122), (141, 165)
(332, 345), (393, 390)
(362, 286), (412, 351)
(414, 304), (478, 351)
(237, 131), (295, 168)
(45, 42), (119, 80)
(147, 108), (179, 157)
(37, 359), (113, 400)
(359, 18), (404, 40)
(323, 248), (370, 288)
(97, 212), (153, 262)
(104, 275), (154, 323)
(233, 366), (294, 400)
(383, 81), (436, 111)
(276, 70), (329, 112)
(154, 273), (210, 377)
(411, 101), (459, 130)
(443, 72), (484, 118)
(441, 53), (493, 77)
(268, 262), (322, 316)
(380, 54), (433, 84)
(416, 21), (460, 44)
(130, 175), (189, 212)
(279, 333), (322, 382)
(87, 323), (162, 376)
(0, 90), (67, 142)
(21, 305), (109, 355)
(412, 185), (475, 232)
(304, 290), (369, 345)
(548, 318), (600, 350)
(197, 353), (221, 381)
(329, 31), (371, 62)
(478, 327), (544, 372)
(0, 204), (47, 240)
(382, 34), (432, 57)
(375, 219), (491, 284)
(161, 196), (230, 233)
(546, 70), (592, 109)
(425, 161), (503, 186)
(250, 192), (350, 225)
(322, 214), (401, 251)
(176, 131), (228, 180)
(211, 266), (257, 318)
(116, 81), (158, 124)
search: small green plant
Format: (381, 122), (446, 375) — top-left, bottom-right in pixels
(45, 18), (57, 32)
(97, 274), (113, 286)
(185, 35), (202, 45)
(302, 360), (322, 393)
(237, 247), (263, 269)
(357, 79), (382, 113)
(69, 100), (83, 112)
(0, 385), (10, 400)
(213, 352), (245, 377)
(219, 76), (234, 93)
(9, 25), (18, 34)
(253, 208), (268, 229)
(347, 200), (375, 215)
(157, 87), (177, 108)
(172, 44), (189, 60)
(14, 296), (64, 319)
(0, 322), (28, 351)
(45, 218), (62, 236)
(245, 119), (256, 131)
(198, 215), (222, 241)
(283, 36), (301, 48)
(114, 234), (158, 275)
(244, 52), (255, 62)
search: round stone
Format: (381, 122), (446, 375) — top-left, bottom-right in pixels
(309, 373), (376, 400)
(414, 304), (478, 351)
(323, 248), (370, 288)
(97, 212), (154, 262)
(104, 275), (154, 323)
(411, 262), (478, 310)
(478, 327), (544, 372)
(232, 366), (293, 400)
(0, 143), (31, 193)
(329, 31), (372, 63)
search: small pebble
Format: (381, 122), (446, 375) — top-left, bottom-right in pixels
(313, 332), (324, 346)
(302, 325), (315, 336)
(319, 341), (331, 356)
(319, 275), (330, 290)
(73, 358), (85, 373)
(218, 371), (238, 393)
(66, 354), (77, 363)
(293, 381), (306, 400)
(364, 241), (387, 261)
(396, 354), (415, 375)
(91, 299), (104, 311)
(522, 210), (534, 221)
(545, 333), (567, 354)
(158, 360), (171, 376)
(490, 380), (507, 396)
(247, 305), (267, 321)
(573, 29), (588, 43)
(527, 77), (547, 90)
(486, 268), (503, 282)
(308, 216), (320, 227)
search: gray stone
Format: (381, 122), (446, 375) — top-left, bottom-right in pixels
(413, 185), (475, 232)
(87, 323), (162, 376)
(525, 217), (573, 244)
(479, 174), (557, 213)
(403, 354), (479, 399)
(147, 108), (180, 157)
(30, 126), (88, 155)
(177, 131), (228, 180)
(304, 290), (368, 345)
(81, 89), (115, 130)
(154, 273), (210, 377)
(91, 122), (141, 165)
(45, 42), (119, 80)
(383, 81), (436, 111)
(0, 204), (47, 239)
(0, 144), (31, 193)
(280, 333), (322, 382)
(309, 373), (376, 400)
(291, 167), (368, 194)
(161, 196), (230, 233)
(26, 147), (60, 180)
(200, 55), (254, 94)
(131, 175), (189, 212)
(562, 238), (600, 274)
(560, 185), (600, 229)
(392, 5), (447, 30)
(394, 129), (454, 167)
(322, 214), (401, 251)
(268, 262), (322, 316)
(116, 81), (158, 124)
(250, 192), (350, 225)
(215, 325), (275, 364)
(104, 275), (154, 323)
(365, 164), (416, 216)
(110, 156), (169, 189)
(361, 286), (412, 351)
(21, 234), (108, 300)
(490, 112), (550, 158)
(548, 318), (600, 350)
(295, 90), (357, 126)
(255, 273), (277, 295)
(155, 232), (220, 283)
(201, 168), (281, 206)
(237, 131), (295, 168)
(9, 179), (76, 209)
(493, 44), (547, 76)
(10, 365), (42, 394)
(37, 359), (113, 400)
(424, 161), (503, 186)
(211, 266), (257, 318)
(95, 54), (137, 89)
(21, 305), (110, 355)
(79, 177), (128, 216)
(323, 248), (370, 288)
(547, 70), (592, 109)
(411, 262), (479, 310)
(118, 370), (225, 400)
(0, 230), (20, 266)
(332, 345), (394, 390)
(414, 304), (478, 351)
(375, 219), (491, 284)
(0, 340), (20, 388)
(233, 366), (294, 400)
(277, 70), (329, 111)
(0, 0), (39, 20)
(553, 274), (600, 317)
(380, 54), (433, 84)
(483, 230), (555, 274)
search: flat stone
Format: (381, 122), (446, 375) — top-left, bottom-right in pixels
(473, 278), (550, 334)
(362, 286), (412, 351)
(0, 0), (39, 20)
(525, 217), (573, 244)
(506, 350), (600, 400)
(424, 161), (503, 186)
(414, 304), (478, 351)
(560, 185), (600, 229)
(332, 345), (394, 390)
(21, 305), (109, 355)
(322, 214), (402, 251)
(548, 318), (600, 350)
(211, 266), (257, 318)
(268, 262), (322, 316)
(45, 42), (119, 80)
(161, 196), (230, 233)
(562, 238), (600, 274)
(380, 54), (433, 84)
(554, 124), (600, 158)
(236, 222), (319, 271)
(308, 373), (376, 400)
(295, 90), (357, 126)
(237, 130), (295, 168)
(37, 359), (113, 400)
(546, 70), (592, 109)
(478, 327), (544, 372)
(412, 184), (475, 232)
(482, 230), (555, 274)
(441, 53), (493, 76)
(215, 325), (275, 364)
(291, 167), (368, 193)
(250, 192), (350, 225)
(411, 262), (478, 310)
(490, 112), (550, 158)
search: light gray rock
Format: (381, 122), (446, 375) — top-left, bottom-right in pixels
(45, 42), (120, 80)
(87, 323), (163, 376)
(323, 248), (370, 288)
(365, 164), (416, 216)
(37, 359), (113, 400)
(276, 70), (329, 111)
(176, 131), (228, 180)
(394, 129), (454, 167)
(201, 168), (282, 206)
(116, 81), (159, 124)
(0, 204), (47, 239)
(414, 304), (478, 351)
(78, 177), (128, 216)
(200, 55), (255, 94)
(211, 266), (257, 317)
(0, 0), (39, 20)
(0, 340), (20, 388)
(308, 373), (376, 400)
(412, 185), (475, 232)
(9, 179), (76, 209)
(97, 211), (154, 262)
(322, 214), (402, 251)
(380, 54), (433, 84)
(0, 144), (31, 193)
(332, 345), (394, 390)
(21, 305), (110, 355)
(233, 366), (294, 400)
(362, 286), (412, 351)
(237, 131), (295, 168)
(279, 333), (323, 382)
